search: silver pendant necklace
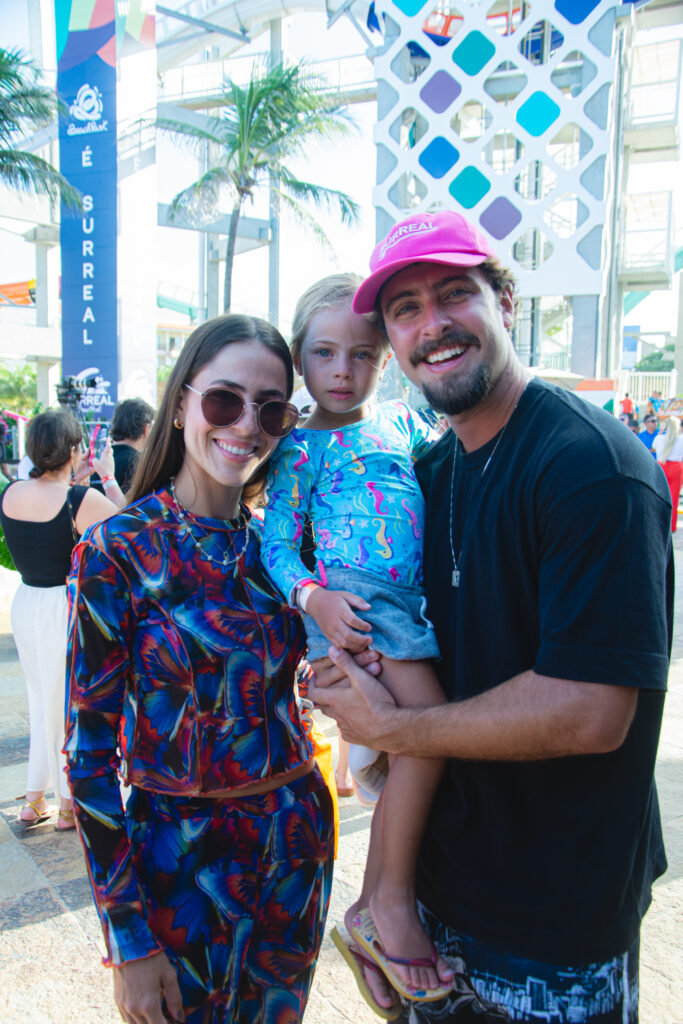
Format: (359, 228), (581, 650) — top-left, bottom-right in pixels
(170, 476), (252, 568)
(448, 383), (527, 588)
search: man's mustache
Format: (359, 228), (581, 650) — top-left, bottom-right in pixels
(410, 328), (480, 368)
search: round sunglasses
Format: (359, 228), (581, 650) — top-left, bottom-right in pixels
(184, 384), (299, 439)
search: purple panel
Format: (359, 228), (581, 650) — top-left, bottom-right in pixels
(479, 197), (523, 240)
(419, 71), (462, 113)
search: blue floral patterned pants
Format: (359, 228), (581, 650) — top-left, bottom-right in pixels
(127, 771), (334, 1024)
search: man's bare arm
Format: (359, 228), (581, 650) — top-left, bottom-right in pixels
(309, 647), (638, 761)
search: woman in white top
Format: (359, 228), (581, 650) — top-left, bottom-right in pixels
(653, 416), (683, 532)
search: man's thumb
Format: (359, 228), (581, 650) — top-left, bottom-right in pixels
(328, 645), (354, 674)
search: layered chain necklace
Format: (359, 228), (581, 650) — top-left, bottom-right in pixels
(170, 477), (251, 569)
(448, 382), (527, 588)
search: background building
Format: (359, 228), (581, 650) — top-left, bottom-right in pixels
(0, 0), (681, 416)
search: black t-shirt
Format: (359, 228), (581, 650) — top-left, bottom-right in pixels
(91, 443), (139, 496)
(113, 443), (139, 492)
(415, 378), (672, 964)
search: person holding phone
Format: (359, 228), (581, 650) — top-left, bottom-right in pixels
(109, 397), (155, 491)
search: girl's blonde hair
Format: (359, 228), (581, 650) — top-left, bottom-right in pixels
(659, 415), (681, 463)
(290, 273), (388, 365)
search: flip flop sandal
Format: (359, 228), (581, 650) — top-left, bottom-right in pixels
(330, 925), (401, 1020)
(350, 907), (454, 1003)
(15, 795), (54, 828)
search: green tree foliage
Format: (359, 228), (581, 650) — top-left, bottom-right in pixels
(0, 530), (16, 571)
(157, 362), (175, 406)
(634, 344), (675, 373)
(158, 62), (360, 312)
(0, 46), (79, 206)
(0, 362), (37, 415)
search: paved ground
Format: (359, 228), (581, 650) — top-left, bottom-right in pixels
(0, 536), (681, 1023)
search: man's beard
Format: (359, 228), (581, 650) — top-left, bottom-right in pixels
(408, 329), (494, 416)
(422, 361), (493, 415)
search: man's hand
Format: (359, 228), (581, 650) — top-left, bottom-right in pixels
(113, 951), (184, 1023)
(309, 646), (399, 746)
(306, 588), (373, 652)
(311, 646), (381, 689)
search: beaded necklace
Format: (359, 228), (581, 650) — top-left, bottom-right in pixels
(169, 476), (251, 569)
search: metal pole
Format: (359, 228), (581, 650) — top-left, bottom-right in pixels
(603, 26), (627, 378)
(268, 19), (282, 328)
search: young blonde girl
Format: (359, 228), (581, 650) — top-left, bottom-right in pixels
(261, 274), (454, 1010)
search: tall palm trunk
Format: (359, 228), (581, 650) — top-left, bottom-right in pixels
(223, 199), (242, 313)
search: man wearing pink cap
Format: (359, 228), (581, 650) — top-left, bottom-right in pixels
(311, 210), (672, 1022)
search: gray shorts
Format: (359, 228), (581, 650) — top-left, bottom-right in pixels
(302, 564), (440, 663)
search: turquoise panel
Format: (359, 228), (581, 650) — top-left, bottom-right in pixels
(449, 167), (491, 209)
(452, 31), (496, 76)
(516, 91), (561, 137)
(392, 0), (429, 16)
(54, 0), (73, 61)
(419, 137), (459, 179)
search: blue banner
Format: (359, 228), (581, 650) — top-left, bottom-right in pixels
(56, 6), (118, 417)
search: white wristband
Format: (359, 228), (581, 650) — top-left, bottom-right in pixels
(297, 583), (319, 613)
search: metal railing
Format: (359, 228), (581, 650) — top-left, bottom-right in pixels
(627, 39), (682, 129)
(158, 53), (375, 106)
(540, 351), (570, 370)
(620, 191), (674, 275)
(118, 115), (156, 160)
(619, 371), (677, 403)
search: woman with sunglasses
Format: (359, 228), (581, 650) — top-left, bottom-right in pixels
(65, 315), (334, 1024)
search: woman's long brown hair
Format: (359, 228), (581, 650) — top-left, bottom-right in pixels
(126, 314), (294, 507)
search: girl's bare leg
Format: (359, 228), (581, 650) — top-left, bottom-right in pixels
(335, 733), (354, 795)
(343, 790), (399, 1012)
(355, 657), (452, 994)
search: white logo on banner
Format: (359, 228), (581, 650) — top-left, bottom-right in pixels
(70, 84), (103, 121)
(76, 367), (113, 410)
(68, 85), (108, 136)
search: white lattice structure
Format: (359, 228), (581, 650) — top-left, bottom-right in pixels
(370, 0), (620, 301)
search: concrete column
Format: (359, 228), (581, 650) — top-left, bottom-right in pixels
(268, 19), (283, 329)
(206, 234), (220, 319)
(674, 272), (683, 395)
(571, 295), (600, 378)
(23, 227), (59, 328)
(36, 357), (60, 408)
(35, 243), (49, 327)
(117, 31), (157, 405)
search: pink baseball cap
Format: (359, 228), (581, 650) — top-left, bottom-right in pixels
(353, 210), (498, 314)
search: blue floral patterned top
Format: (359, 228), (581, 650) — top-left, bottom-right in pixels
(261, 401), (438, 602)
(64, 487), (312, 964)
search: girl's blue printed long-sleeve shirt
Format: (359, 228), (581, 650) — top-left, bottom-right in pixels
(261, 401), (439, 601)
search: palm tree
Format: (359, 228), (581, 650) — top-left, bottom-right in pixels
(159, 62), (361, 312)
(0, 47), (79, 206)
